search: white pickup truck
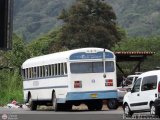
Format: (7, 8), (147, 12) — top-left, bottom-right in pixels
(117, 73), (141, 102)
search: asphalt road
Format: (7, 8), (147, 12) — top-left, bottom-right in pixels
(0, 107), (124, 120)
(0, 106), (153, 120)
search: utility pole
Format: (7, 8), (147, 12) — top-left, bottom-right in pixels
(0, 0), (13, 50)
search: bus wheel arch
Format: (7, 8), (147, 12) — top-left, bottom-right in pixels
(27, 92), (31, 103)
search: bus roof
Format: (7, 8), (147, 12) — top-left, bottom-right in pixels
(22, 48), (114, 68)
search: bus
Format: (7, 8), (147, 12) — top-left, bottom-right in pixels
(22, 48), (118, 111)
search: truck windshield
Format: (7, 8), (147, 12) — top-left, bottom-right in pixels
(70, 61), (114, 73)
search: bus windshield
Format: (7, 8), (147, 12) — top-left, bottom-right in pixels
(70, 61), (114, 73)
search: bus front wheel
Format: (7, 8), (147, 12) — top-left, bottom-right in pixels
(107, 99), (118, 109)
(28, 96), (37, 111)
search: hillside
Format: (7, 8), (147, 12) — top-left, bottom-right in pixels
(13, 0), (74, 41)
(108, 0), (160, 37)
(13, 0), (160, 41)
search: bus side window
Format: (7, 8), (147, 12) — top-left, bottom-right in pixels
(25, 68), (28, 79)
(60, 63), (62, 75)
(58, 63), (60, 76)
(45, 65), (49, 77)
(21, 69), (25, 79)
(52, 64), (55, 76)
(60, 63), (63, 75)
(27, 68), (29, 79)
(31, 68), (33, 79)
(40, 66), (43, 78)
(64, 63), (67, 75)
(49, 65), (52, 76)
(37, 67), (39, 78)
(35, 67), (37, 78)
(55, 64), (58, 76)
(46, 65), (51, 77)
(43, 66), (46, 77)
(29, 68), (32, 79)
(33, 67), (36, 78)
(32, 67), (33, 78)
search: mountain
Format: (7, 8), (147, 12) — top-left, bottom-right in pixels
(13, 0), (74, 41)
(13, 0), (160, 41)
(107, 0), (160, 37)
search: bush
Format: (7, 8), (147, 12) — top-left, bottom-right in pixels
(0, 69), (23, 105)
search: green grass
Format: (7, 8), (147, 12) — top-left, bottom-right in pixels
(0, 69), (23, 106)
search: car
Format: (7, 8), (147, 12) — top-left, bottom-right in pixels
(126, 73), (140, 88)
(117, 73), (140, 102)
(123, 70), (160, 117)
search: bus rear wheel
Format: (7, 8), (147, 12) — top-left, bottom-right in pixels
(107, 99), (118, 109)
(61, 103), (72, 111)
(87, 100), (103, 111)
(52, 93), (59, 111)
(52, 93), (70, 111)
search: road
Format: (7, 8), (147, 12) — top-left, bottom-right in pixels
(0, 106), (152, 120)
(0, 106), (125, 120)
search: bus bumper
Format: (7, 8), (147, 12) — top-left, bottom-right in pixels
(66, 90), (118, 101)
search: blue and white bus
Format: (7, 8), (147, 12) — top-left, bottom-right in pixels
(22, 48), (118, 111)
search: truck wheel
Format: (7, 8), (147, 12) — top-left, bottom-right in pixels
(29, 96), (37, 111)
(107, 99), (118, 109)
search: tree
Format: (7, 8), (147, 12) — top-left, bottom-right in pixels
(27, 28), (66, 56)
(55, 0), (125, 50)
(27, 33), (52, 57)
(5, 34), (30, 69)
(112, 37), (160, 72)
(0, 34), (27, 105)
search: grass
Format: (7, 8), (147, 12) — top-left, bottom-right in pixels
(0, 69), (23, 106)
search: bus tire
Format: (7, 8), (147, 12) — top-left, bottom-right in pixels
(65, 104), (72, 111)
(52, 92), (61, 111)
(29, 96), (37, 111)
(87, 103), (96, 111)
(52, 93), (57, 111)
(107, 99), (118, 109)
(95, 101), (103, 110)
(61, 103), (72, 111)
(87, 101), (102, 111)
